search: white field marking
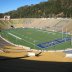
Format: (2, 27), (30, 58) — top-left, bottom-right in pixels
(0, 35), (16, 46)
(38, 29), (57, 34)
(8, 32), (43, 49)
(22, 39), (42, 49)
(14, 32), (33, 41)
(8, 32), (22, 40)
(0, 35), (66, 51)
(15, 33), (38, 43)
(0, 35), (30, 50)
(37, 29), (53, 34)
(8, 32), (38, 47)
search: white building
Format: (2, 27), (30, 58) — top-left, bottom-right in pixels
(4, 15), (10, 20)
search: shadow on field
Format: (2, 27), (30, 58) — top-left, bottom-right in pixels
(0, 56), (72, 72)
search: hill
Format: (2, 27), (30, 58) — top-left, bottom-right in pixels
(0, 0), (72, 18)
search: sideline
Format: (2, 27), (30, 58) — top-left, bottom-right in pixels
(0, 35), (30, 50)
(8, 32), (42, 49)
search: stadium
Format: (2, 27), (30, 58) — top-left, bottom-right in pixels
(0, 17), (72, 59)
(0, 0), (72, 72)
(0, 18), (72, 50)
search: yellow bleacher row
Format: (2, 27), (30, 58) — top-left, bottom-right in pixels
(0, 18), (72, 32)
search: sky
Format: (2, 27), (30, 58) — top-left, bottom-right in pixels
(0, 0), (48, 13)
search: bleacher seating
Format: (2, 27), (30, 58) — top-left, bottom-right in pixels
(0, 18), (72, 32)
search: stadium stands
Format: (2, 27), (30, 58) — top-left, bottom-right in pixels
(0, 18), (72, 32)
(0, 18), (72, 50)
(0, 36), (12, 48)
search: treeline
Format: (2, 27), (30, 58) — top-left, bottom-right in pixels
(0, 0), (72, 18)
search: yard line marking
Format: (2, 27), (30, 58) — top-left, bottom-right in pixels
(8, 32), (22, 40)
(8, 32), (38, 47)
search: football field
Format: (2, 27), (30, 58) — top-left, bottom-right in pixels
(0, 28), (72, 50)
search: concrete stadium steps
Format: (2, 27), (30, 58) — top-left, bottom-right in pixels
(63, 19), (72, 33)
(0, 20), (12, 29)
(23, 18), (39, 28)
(0, 18), (72, 32)
(0, 20), (5, 25)
(11, 19), (23, 24)
(52, 19), (70, 31)
(41, 18), (61, 27)
(0, 37), (12, 48)
(23, 18), (61, 29)
(13, 24), (24, 28)
(0, 19), (24, 29)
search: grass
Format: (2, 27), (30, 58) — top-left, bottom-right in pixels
(0, 28), (72, 50)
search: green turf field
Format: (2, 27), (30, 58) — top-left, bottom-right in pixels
(0, 28), (72, 50)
